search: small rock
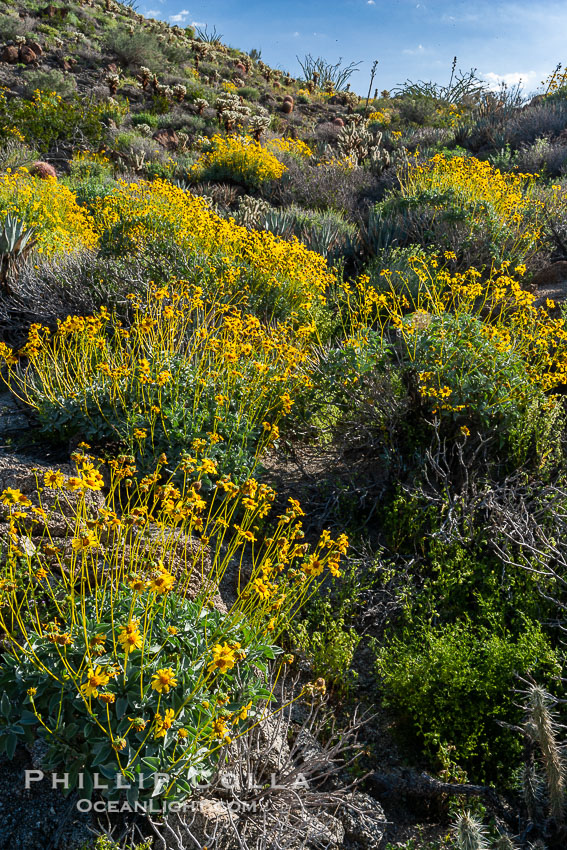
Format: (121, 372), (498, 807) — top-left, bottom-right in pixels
(1, 45), (19, 64)
(27, 41), (43, 57)
(339, 791), (387, 850)
(152, 128), (179, 150)
(19, 45), (37, 65)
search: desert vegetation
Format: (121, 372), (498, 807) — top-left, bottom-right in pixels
(3, 1), (567, 849)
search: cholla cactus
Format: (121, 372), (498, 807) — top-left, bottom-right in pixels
(177, 131), (189, 151)
(15, 35), (26, 46)
(215, 92), (250, 131)
(343, 90), (359, 110)
(106, 72), (120, 95)
(493, 837), (518, 850)
(172, 84), (187, 102)
(0, 215), (36, 293)
(323, 79), (335, 94)
(234, 195), (271, 229)
(312, 70), (320, 86)
(138, 66), (152, 89)
(194, 98), (209, 115)
(192, 40), (211, 69)
(337, 122), (373, 163)
(249, 114), (270, 141)
(525, 685), (565, 824)
(137, 123), (152, 137)
(452, 811), (490, 850)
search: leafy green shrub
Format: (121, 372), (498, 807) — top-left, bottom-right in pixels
(237, 86), (260, 101)
(22, 69), (77, 98)
(292, 600), (360, 694)
(376, 618), (560, 782)
(408, 311), (559, 464)
(0, 89), (128, 153)
(131, 112), (160, 129)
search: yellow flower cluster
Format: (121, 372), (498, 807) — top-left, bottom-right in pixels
(266, 137), (313, 159)
(0, 168), (99, 255)
(400, 154), (543, 262)
(368, 110), (391, 125)
(91, 180), (332, 315)
(189, 134), (287, 185)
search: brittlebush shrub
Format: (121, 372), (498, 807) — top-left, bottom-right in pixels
(345, 257), (566, 466)
(375, 154), (545, 269)
(190, 135), (286, 188)
(0, 283), (311, 478)
(90, 178), (333, 321)
(0, 168), (99, 255)
(0, 450), (347, 803)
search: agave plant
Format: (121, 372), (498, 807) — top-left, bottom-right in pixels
(0, 215), (37, 294)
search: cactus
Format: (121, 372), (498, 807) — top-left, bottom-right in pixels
(137, 123), (152, 137)
(493, 837), (518, 850)
(0, 215), (37, 294)
(452, 811), (491, 850)
(233, 195), (271, 229)
(138, 66), (151, 89)
(525, 685), (565, 824)
(106, 72), (120, 95)
(172, 84), (187, 103)
(194, 98), (209, 115)
(249, 114), (270, 141)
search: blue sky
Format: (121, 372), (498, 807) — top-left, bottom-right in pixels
(139, 0), (567, 95)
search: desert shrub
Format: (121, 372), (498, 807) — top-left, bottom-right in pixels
(351, 257), (566, 463)
(375, 154), (544, 269)
(0, 452), (348, 802)
(376, 618), (560, 782)
(0, 89), (128, 153)
(190, 135), (287, 189)
(237, 86), (260, 101)
(1, 283), (309, 477)
(105, 29), (165, 70)
(90, 178), (333, 320)
(457, 100), (567, 153)
(22, 69), (77, 98)
(0, 12), (35, 40)
(504, 101), (567, 148)
(0, 168), (98, 255)
(69, 149), (114, 182)
(274, 158), (378, 216)
(292, 598), (360, 694)
(514, 136), (567, 178)
(131, 112), (160, 129)
(393, 93), (450, 127)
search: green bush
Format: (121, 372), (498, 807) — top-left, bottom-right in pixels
(237, 86), (260, 101)
(292, 599), (360, 694)
(22, 69), (77, 98)
(0, 89), (128, 153)
(376, 618), (560, 782)
(131, 111), (160, 129)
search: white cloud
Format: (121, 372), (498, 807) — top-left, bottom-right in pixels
(144, 8), (161, 17)
(191, 20), (206, 26)
(482, 69), (540, 90)
(293, 31), (300, 37)
(367, 1), (375, 5)
(169, 9), (189, 23)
